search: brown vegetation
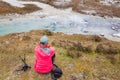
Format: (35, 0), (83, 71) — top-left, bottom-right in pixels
(71, 0), (120, 17)
(23, 0), (72, 8)
(96, 42), (120, 54)
(0, 30), (120, 80)
(0, 1), (41, 15)
(1, 0), (120, 17)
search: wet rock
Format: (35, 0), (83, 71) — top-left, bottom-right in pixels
(100, 33), (104, 36)
(83, 30), (88, 33)
(52, 0), (72, 8)
(39, 15), (46, 18)
(111, 26), (118, 31)
(9, 18), (13, 21)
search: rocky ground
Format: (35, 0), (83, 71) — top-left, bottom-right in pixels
(0, 1), (41, 15)
(0, 30), (120, 80)
(1, 0), (120, 17)
(22, 0), (120, 17)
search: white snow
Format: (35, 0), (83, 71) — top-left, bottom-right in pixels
(2, 0), (25, 7)
(99, 0), (120, 7)
(81, 10), (96, 15)
(113, 33), (120, 37)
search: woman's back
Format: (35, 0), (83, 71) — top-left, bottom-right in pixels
(34, 45), (55, 73)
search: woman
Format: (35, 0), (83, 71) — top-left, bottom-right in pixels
(34, 35), (55, 74)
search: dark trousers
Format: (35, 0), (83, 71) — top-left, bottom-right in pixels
(52, 54), (55, 64)
(51, 54), (57, 80)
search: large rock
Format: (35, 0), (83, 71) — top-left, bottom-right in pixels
(52, 0), (72, 8)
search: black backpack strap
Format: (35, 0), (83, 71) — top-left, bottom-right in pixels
(53, 64), (58, 68)
(52, 54), (55, 64)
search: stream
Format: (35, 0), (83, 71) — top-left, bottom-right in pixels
(0, 0), (120, 41)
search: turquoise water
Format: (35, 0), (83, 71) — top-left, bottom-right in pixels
(0, 17), (73, 35)
(0, 18), (51, 35)
(0, 16), (120, 38)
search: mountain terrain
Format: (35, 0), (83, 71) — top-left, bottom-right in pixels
(0, 0), (120, 80)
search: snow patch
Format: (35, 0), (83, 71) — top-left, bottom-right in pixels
(99, 0), (120, 7)
(113, 33), (120, 37)
(81, 10), (96, 15)
(2, 0), (25, 7)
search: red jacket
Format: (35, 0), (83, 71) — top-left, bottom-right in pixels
(34, 45), (55, 73)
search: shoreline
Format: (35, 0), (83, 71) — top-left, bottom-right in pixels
(0, 15), (120, 42)
(0, 0), (120, 42)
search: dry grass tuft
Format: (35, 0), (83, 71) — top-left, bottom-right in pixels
(90, 35), (102, 42)
(43, 30), (53, 36)
(96, 42), (120, 54)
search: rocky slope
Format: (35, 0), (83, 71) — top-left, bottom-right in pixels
(22, 0), (120, 17)
(2, 0), (120, 17)
(0, 30), (120, 80)
(0, 1), (41, 15)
